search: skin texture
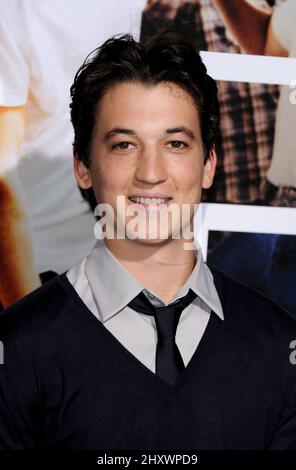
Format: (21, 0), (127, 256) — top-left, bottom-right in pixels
(0, 106), (41, 308)
(74, 81), (216, 303)
(212, 0), (288, 57)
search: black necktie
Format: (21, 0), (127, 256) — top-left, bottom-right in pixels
(127, 289), (197, 385)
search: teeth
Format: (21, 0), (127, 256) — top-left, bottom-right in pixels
(129, 197), (168, 204)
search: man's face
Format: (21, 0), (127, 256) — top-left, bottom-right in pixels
(75, 81), (216, 244)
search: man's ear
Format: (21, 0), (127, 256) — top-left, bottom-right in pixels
(73, 154), (92, 189)
(202, 146), (217, 189)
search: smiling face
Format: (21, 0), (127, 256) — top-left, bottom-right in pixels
(74, 81), (216, 246)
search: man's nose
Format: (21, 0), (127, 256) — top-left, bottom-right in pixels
(134, 148), (167, 185)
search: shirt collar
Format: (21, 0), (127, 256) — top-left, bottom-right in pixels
(85, 239), (224, 323)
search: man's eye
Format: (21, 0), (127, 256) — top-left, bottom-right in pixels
(112, 142), (133, 150)
(167, 141), (188, 149)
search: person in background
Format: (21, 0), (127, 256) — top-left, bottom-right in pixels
(204, 0), (295, 317)
(212, 0), (296, 206)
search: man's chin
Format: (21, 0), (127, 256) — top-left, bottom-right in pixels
(101, 230), (172, 248)
(122, 219), (192, 245)
(124, 230), (173, 245)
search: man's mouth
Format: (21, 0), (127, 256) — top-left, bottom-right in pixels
(127, 196), (172, 209)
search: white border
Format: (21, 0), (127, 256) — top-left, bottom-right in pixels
(195, 203), (296, 260)
(201, 51), (296, 85)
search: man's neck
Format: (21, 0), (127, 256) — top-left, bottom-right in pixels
(104, 237), (197, 304)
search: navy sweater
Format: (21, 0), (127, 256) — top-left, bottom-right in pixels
(0, 267), (296, 450)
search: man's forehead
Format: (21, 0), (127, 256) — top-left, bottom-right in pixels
(95, 81), (200, 136)
(100, 80), (196, 108)
(102, 126), (197, 142)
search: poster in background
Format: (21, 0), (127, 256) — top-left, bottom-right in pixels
(207, 230), (296, 315)
(0, 0), (295, 310)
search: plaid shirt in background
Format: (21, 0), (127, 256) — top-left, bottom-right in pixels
(140, 0), (280, 204)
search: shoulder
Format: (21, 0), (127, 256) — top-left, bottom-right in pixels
(0, 273), (73, 346)
(208, 264), (296, 338)
(273, 0), (296, 23)
(271, 0), (296, 53)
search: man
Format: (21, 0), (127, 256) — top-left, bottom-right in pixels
(0, 30), (296, 450)
(212, 0), (296, 206)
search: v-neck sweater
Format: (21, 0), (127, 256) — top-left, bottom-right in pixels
(0, 267), (296, 450)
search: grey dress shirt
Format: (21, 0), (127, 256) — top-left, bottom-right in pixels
(66, 239), (224, 373)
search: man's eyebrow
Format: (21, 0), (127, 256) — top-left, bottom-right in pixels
(166, 127), (196, 139)
(103, 126), (196, 141)
(103, 128), (136, 141)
